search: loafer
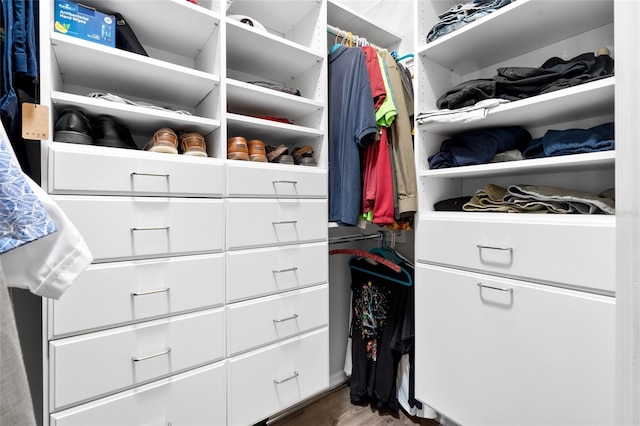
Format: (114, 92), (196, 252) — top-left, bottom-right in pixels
(179, 132), (207, 157)
(227, 136), (249, 161)
(53, 107), (93, 145)
(145, 127), (178, 154)
(94, 115), (138, 149)
(266, 144), (288, 162)
(248, 139), (267, 162)
(292, 145), (315, 165)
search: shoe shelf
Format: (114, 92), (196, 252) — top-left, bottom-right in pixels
(51, 91), (221, 141)
(417, 0), (613, 75)
(50, 33), (220, 110)
(227, 113), (324, 145)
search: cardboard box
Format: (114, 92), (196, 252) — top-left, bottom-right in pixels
(54, 0), (115, 47)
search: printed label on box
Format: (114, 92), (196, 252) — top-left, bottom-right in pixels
(54, 0), (115, 47)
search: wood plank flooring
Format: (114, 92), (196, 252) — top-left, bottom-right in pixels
(268, 384), (440, 426)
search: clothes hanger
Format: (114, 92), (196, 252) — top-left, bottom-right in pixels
(329, 248), (400, 273)
(348, 252), (413, 286)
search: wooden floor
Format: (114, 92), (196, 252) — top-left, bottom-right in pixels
(268, 384), (440, 426)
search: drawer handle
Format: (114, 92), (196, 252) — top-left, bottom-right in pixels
(272, 220), (298, 225)
(476, 244), (513, 253)
(131, 226), (170, 232)
(273, 180), (298, 185)
(273, 267), (298, 274)
(273, 314), (299, 323)
(131, 287), (171, 296)
(132, 347), (171, 362)
(131, 172), (170, 178)
(477, 282), (513, 293)
(274, 371), (299, 384)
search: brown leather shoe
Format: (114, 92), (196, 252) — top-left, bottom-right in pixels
(248, 139), (267, 162)
(227, 136), (249, 161)
(145, 127), (178, 154)
(180, 132), (207, 157)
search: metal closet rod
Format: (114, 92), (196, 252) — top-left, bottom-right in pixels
(328, 233), (381, 245)
(327, 24), (379, 49)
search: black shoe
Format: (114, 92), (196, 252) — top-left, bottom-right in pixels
(53, 107), (94, 145)
(93, 115), (138, 149)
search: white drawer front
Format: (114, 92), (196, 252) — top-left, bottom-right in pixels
(416, 215), (615, 293)
(50, 254), (225, 338)
(415, 264), (615, 426)
(227, 285), (328, 356)
(50, 362), (226, 426)
(228, 328), (329, 426)
(226, 161), (327, 198)
(226, 199), (327, 250)
(53, 196), (224, 262)
(226, 242), (328, 302)
(50, 309), (225, 410)
(48, 142), (224, 197)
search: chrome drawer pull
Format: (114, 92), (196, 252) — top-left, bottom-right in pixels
(476, 244), (513, 253)
(132, 347), (171, 362)
(273, 267), (298, 274)
(131, 287), (170, 296)
(477, 282), (513, 293)
(131, 226), (170, 231)
(272, 220), (298, 225)
(131, 172), (170, 178)
(273, 180), (298, 185)
(274, 371), (299, 384)
(273, 314), (299, 323)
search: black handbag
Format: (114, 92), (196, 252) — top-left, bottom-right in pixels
(114, 13), (149, 57)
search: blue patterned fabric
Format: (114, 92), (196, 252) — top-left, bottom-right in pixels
(0, 136), (57, 253)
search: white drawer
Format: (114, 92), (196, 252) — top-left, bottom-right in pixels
(416, 214), (615, 293)
(415, 264), (615, 426)
(49, 254), (225, 338)
(227, 284), (328, 356)
(50, 308), (225, 411)
(226, 161), (327, 198)
(226, 242), (328, 302)
(53, 196), (224, 262)
(50, 362), (226, 426)
(228, 328), (329, 426)
(226, 199), (327, 250)
(48, 142), (224, 197)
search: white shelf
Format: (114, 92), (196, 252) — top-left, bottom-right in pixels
(226, 20), (324, 83)
(420, 151), (615, 179)
(227, 1), (321, 38)
(226, 79), (324, 123)
(77, 0), (221, 60)
(227, 113), (324, 145)
(418, 0), (613, 75)
(51, 91), (220, 138)
(327, 0), (402, 49)
(419, 77), (615, 135)
(51, 33), (219, 108)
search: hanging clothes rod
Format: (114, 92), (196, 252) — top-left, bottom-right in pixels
(327, 24), (378, 49)
(328, 233), (381, 245)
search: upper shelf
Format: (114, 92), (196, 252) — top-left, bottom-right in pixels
(418, 77), (615, 135)
(418, 0), (613, 75)
(51, 33), (219, 108)
(69, 0), (220, 61)
(327, 0), (402, 49)
(226, 20), (324, 83)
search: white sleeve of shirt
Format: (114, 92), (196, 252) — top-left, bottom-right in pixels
(0, 174), (93, 300)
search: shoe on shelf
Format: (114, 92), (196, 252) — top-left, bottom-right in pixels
(227, 136), (250, 160)
(53, 107), (94, 145)
(292, 145), (316, 166)
(273, 154), (294, 165)
(93, 115), (138, 149)
(145, 127), (179, 154)
(248, 139), (267, 162)
(179, 131), (207, 157)
(266, 144), (288, 162)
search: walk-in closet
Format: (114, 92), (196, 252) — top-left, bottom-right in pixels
(2, 0), (639, 425)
